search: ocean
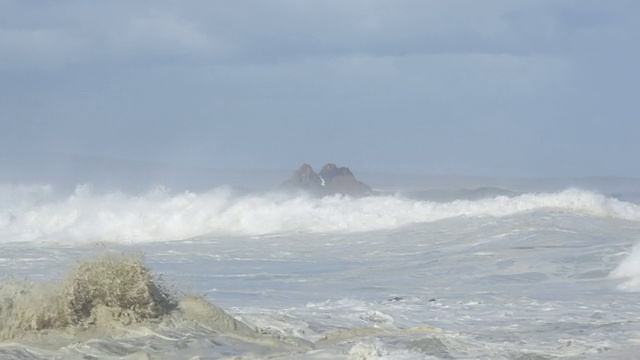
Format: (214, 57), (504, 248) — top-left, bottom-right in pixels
(2, 177), (640, 359)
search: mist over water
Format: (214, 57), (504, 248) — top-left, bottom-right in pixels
(3, 169), (640, 358)
(2, 0), (640, 355)
(0, 152), (290, 193)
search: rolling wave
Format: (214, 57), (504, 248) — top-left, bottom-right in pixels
(1, 184), (639, 244)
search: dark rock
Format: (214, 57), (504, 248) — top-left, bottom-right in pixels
(319, 163), (353, 180)
(282, 163), (372, 197)
(285, 163), (323, 189)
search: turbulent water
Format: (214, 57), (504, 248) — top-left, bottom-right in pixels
(2, 181), (640, 359)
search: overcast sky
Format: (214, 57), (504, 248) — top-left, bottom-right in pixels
(1, 1), (639, 177)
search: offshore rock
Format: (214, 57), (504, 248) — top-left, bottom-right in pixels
(282, 163), (372, 197)
(285, 163), (323, 190)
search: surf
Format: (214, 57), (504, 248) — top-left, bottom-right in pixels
(1, 183), (639, 244)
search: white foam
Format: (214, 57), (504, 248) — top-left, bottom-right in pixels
(1, 184), (639, 244)
(611, 243), (640, 291)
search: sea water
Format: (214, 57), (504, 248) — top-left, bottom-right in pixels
(2, 181), (640, 359)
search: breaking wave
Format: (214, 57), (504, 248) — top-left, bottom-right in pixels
(0, 254), (177, 341)
(1, 184), (639, 244)
(0, 254), (307, 357)
(611, 243), (640, 291)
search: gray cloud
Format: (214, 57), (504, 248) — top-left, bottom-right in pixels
(2, 1), (631, 67)
(1, 1), (639, 177)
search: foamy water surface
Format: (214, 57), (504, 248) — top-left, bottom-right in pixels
(2, 184), (640, 358)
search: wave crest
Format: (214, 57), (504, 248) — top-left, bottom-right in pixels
(1, 185), (639, 244)
(0, 254), (177, 340)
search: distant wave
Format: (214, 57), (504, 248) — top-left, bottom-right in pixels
(399, 187), (520, 202)
(1, 184), (639, 244)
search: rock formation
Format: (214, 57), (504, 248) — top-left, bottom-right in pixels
(282, 163), (372, 197)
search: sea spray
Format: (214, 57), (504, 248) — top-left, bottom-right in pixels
(0, 254), (177, 340)
(60, 255), (177, 326)
(610, 242), (640, 291)
(0, 280), (67, 340)
(3, 185), (640, 244)
(0, 254), (317, 358)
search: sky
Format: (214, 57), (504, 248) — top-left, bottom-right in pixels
(1, 1), (639, 178)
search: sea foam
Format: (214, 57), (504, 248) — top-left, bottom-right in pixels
(1, 184), (639, 244)
(611, 242), (640, 291)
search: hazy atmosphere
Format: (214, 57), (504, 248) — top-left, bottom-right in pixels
(5, 3), (640, 359)
(1, 1), (639, 178)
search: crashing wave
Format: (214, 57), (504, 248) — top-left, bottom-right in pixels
(1, 185), (640, 244)
(0, 255), (177, 340)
